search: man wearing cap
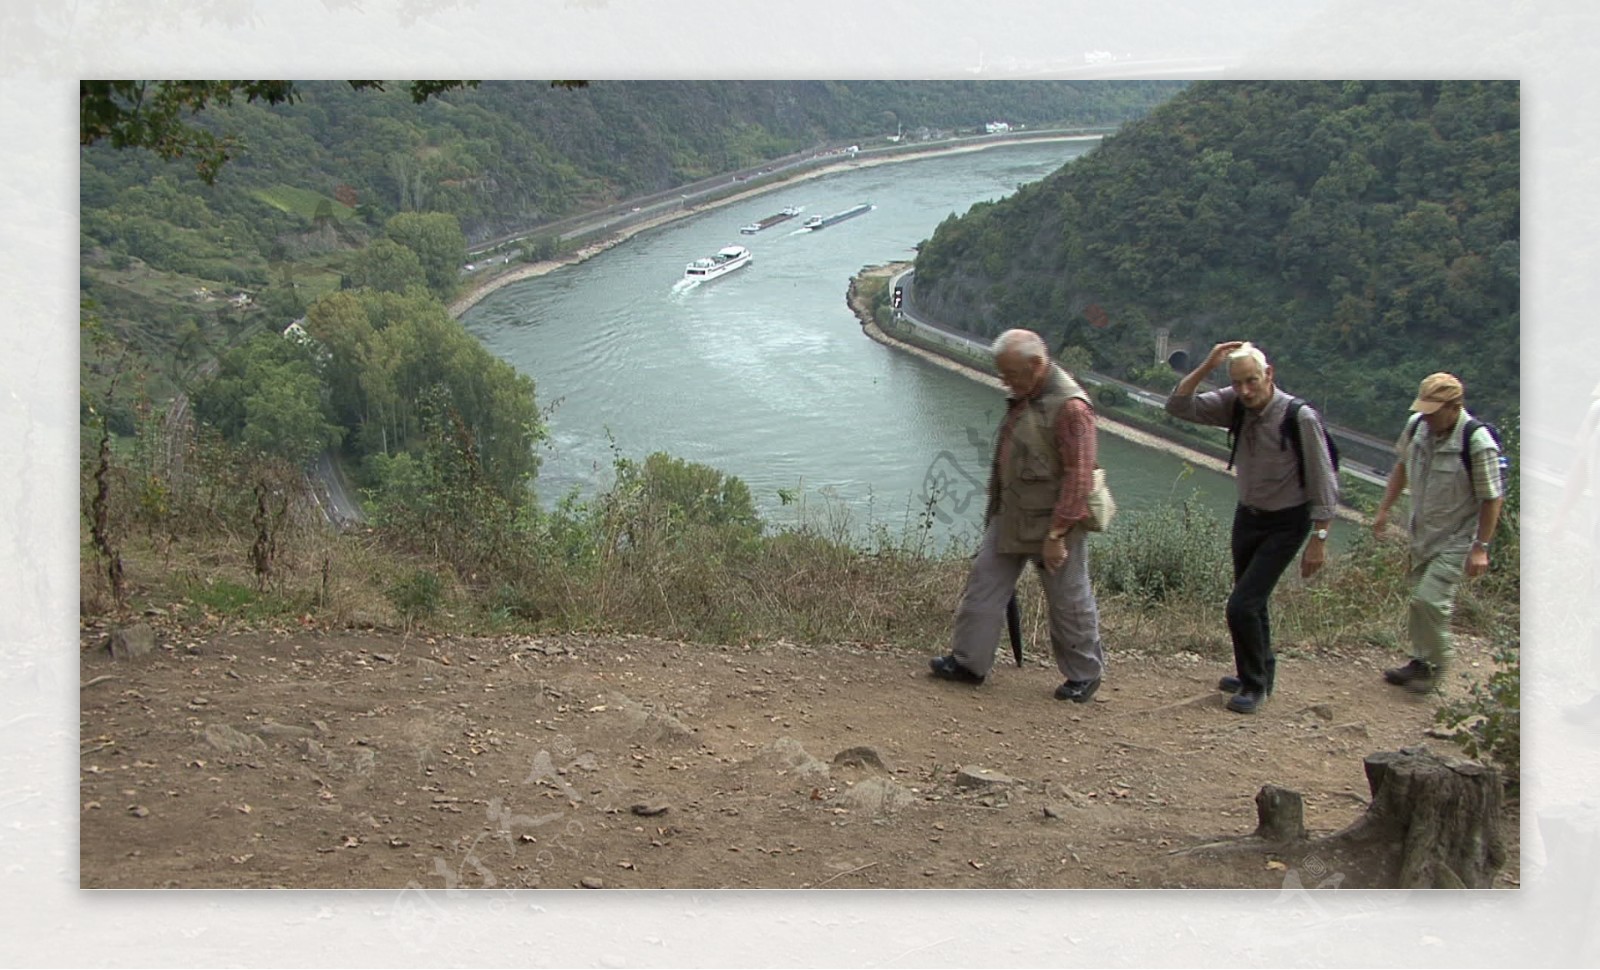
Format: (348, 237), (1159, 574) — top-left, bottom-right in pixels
(928, 328), (1106, 703)
(1165, 340), (1340, 715)
(1373, 372), (1505, 693)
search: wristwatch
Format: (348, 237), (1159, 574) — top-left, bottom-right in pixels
(1472, 539), (1491, 550)
(1311, 528), (1329, 541)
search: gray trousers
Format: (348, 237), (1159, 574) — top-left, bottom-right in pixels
(951, 520), (1104, 681)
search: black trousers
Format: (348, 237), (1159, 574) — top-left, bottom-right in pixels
(1226, 502), (1311, 694)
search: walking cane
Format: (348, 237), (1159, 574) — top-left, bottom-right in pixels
(1005, 593), (1023, 666)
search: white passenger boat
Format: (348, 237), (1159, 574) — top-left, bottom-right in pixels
(684, 244), (752, 281)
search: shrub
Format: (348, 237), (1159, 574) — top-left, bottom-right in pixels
(1091, 492), (1231, 606)
(1434, 640), (1519, 789)
(386, 568), (445, 628)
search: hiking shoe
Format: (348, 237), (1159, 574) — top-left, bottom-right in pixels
(1383, 659), (1439, 693)
(1218, 675), (1273, 696)
(1054, 677), (1101, 703)
(929, 655), (984, 684)
(1226, 690), (1267, 714)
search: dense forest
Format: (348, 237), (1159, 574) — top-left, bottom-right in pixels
(913, 80), (1519, 435)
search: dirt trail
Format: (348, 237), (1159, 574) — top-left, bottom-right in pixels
(78, 624), (1516, 889)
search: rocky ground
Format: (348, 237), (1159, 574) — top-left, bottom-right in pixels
(78, 621), (1518, 889)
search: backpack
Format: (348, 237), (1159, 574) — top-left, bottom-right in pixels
(1403, 413), (1509, 495)
(1227, 397), (1340, 488)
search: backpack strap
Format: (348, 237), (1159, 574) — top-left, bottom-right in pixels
(1281, 398), (1308, 488)
(1403, 412), (1424, 447)
(1225, 397), (1245, 471)
(1457, 417), (1482, 476)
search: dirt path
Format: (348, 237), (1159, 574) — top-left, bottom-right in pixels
(78, 623), (1516, 889)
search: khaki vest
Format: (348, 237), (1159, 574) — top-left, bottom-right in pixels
(1402, 409), (1496, 562)
(988, 366), (1091, 554)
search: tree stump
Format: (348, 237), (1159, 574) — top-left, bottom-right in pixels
(1253, 784), (1307, 843)
(1330, 746), (1506, 888)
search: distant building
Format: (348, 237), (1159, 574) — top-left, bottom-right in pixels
(984, 121), (1012, 134)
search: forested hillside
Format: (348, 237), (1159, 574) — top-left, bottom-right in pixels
(82, 80), (1184, 246)
(913, 80), (1519, 434)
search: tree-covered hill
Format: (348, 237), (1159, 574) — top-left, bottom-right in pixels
(82, 80), (1186, 247)
(912, 80), (1519, 434)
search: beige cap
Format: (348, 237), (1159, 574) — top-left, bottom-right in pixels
(1410, 372), (1464, 414)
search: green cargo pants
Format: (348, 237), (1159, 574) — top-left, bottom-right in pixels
(1407, 547), (1467, 671)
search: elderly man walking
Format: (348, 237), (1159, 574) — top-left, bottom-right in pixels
(1164, 341), (1340, 714)
(1372, 373), (1505, 693)
(928, 328), (1106, 703)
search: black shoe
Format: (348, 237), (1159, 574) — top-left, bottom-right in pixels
(1383, 659), (1438, 693)
(1226, 689), (1266, 714)
(1054, 677), (1101, 703)
(1218, 675), (1273, 696)
(929, 655), (984, 684)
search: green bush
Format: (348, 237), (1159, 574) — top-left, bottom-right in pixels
(1435, 640), (1519, 789)
(1091, 492), (1231, 605)
(386, 568), (445, 626)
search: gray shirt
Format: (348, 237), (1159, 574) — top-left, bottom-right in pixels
(1165, 385), (1340, 522)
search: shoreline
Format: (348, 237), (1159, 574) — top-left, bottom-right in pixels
(446, 135), (1100, 318)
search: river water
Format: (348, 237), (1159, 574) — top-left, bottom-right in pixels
(462, 142), (1241, 549)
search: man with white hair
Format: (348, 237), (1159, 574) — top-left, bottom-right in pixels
(1165, 340), (1340, 714)
(928, 328), (1106, 703)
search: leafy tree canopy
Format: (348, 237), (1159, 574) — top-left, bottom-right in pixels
(914, 80), (1519, 434)
(78, 81), (563, 183)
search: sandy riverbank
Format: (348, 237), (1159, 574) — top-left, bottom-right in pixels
(446, 135), (1100, 318)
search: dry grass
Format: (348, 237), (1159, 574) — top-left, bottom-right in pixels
(79, 442), (1516, 686)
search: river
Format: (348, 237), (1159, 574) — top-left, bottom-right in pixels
(461, 142), (1244, 550)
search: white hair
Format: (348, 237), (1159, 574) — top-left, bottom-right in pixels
(991, 328), (1048, 361)
(1227, 342), (1269, 372)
